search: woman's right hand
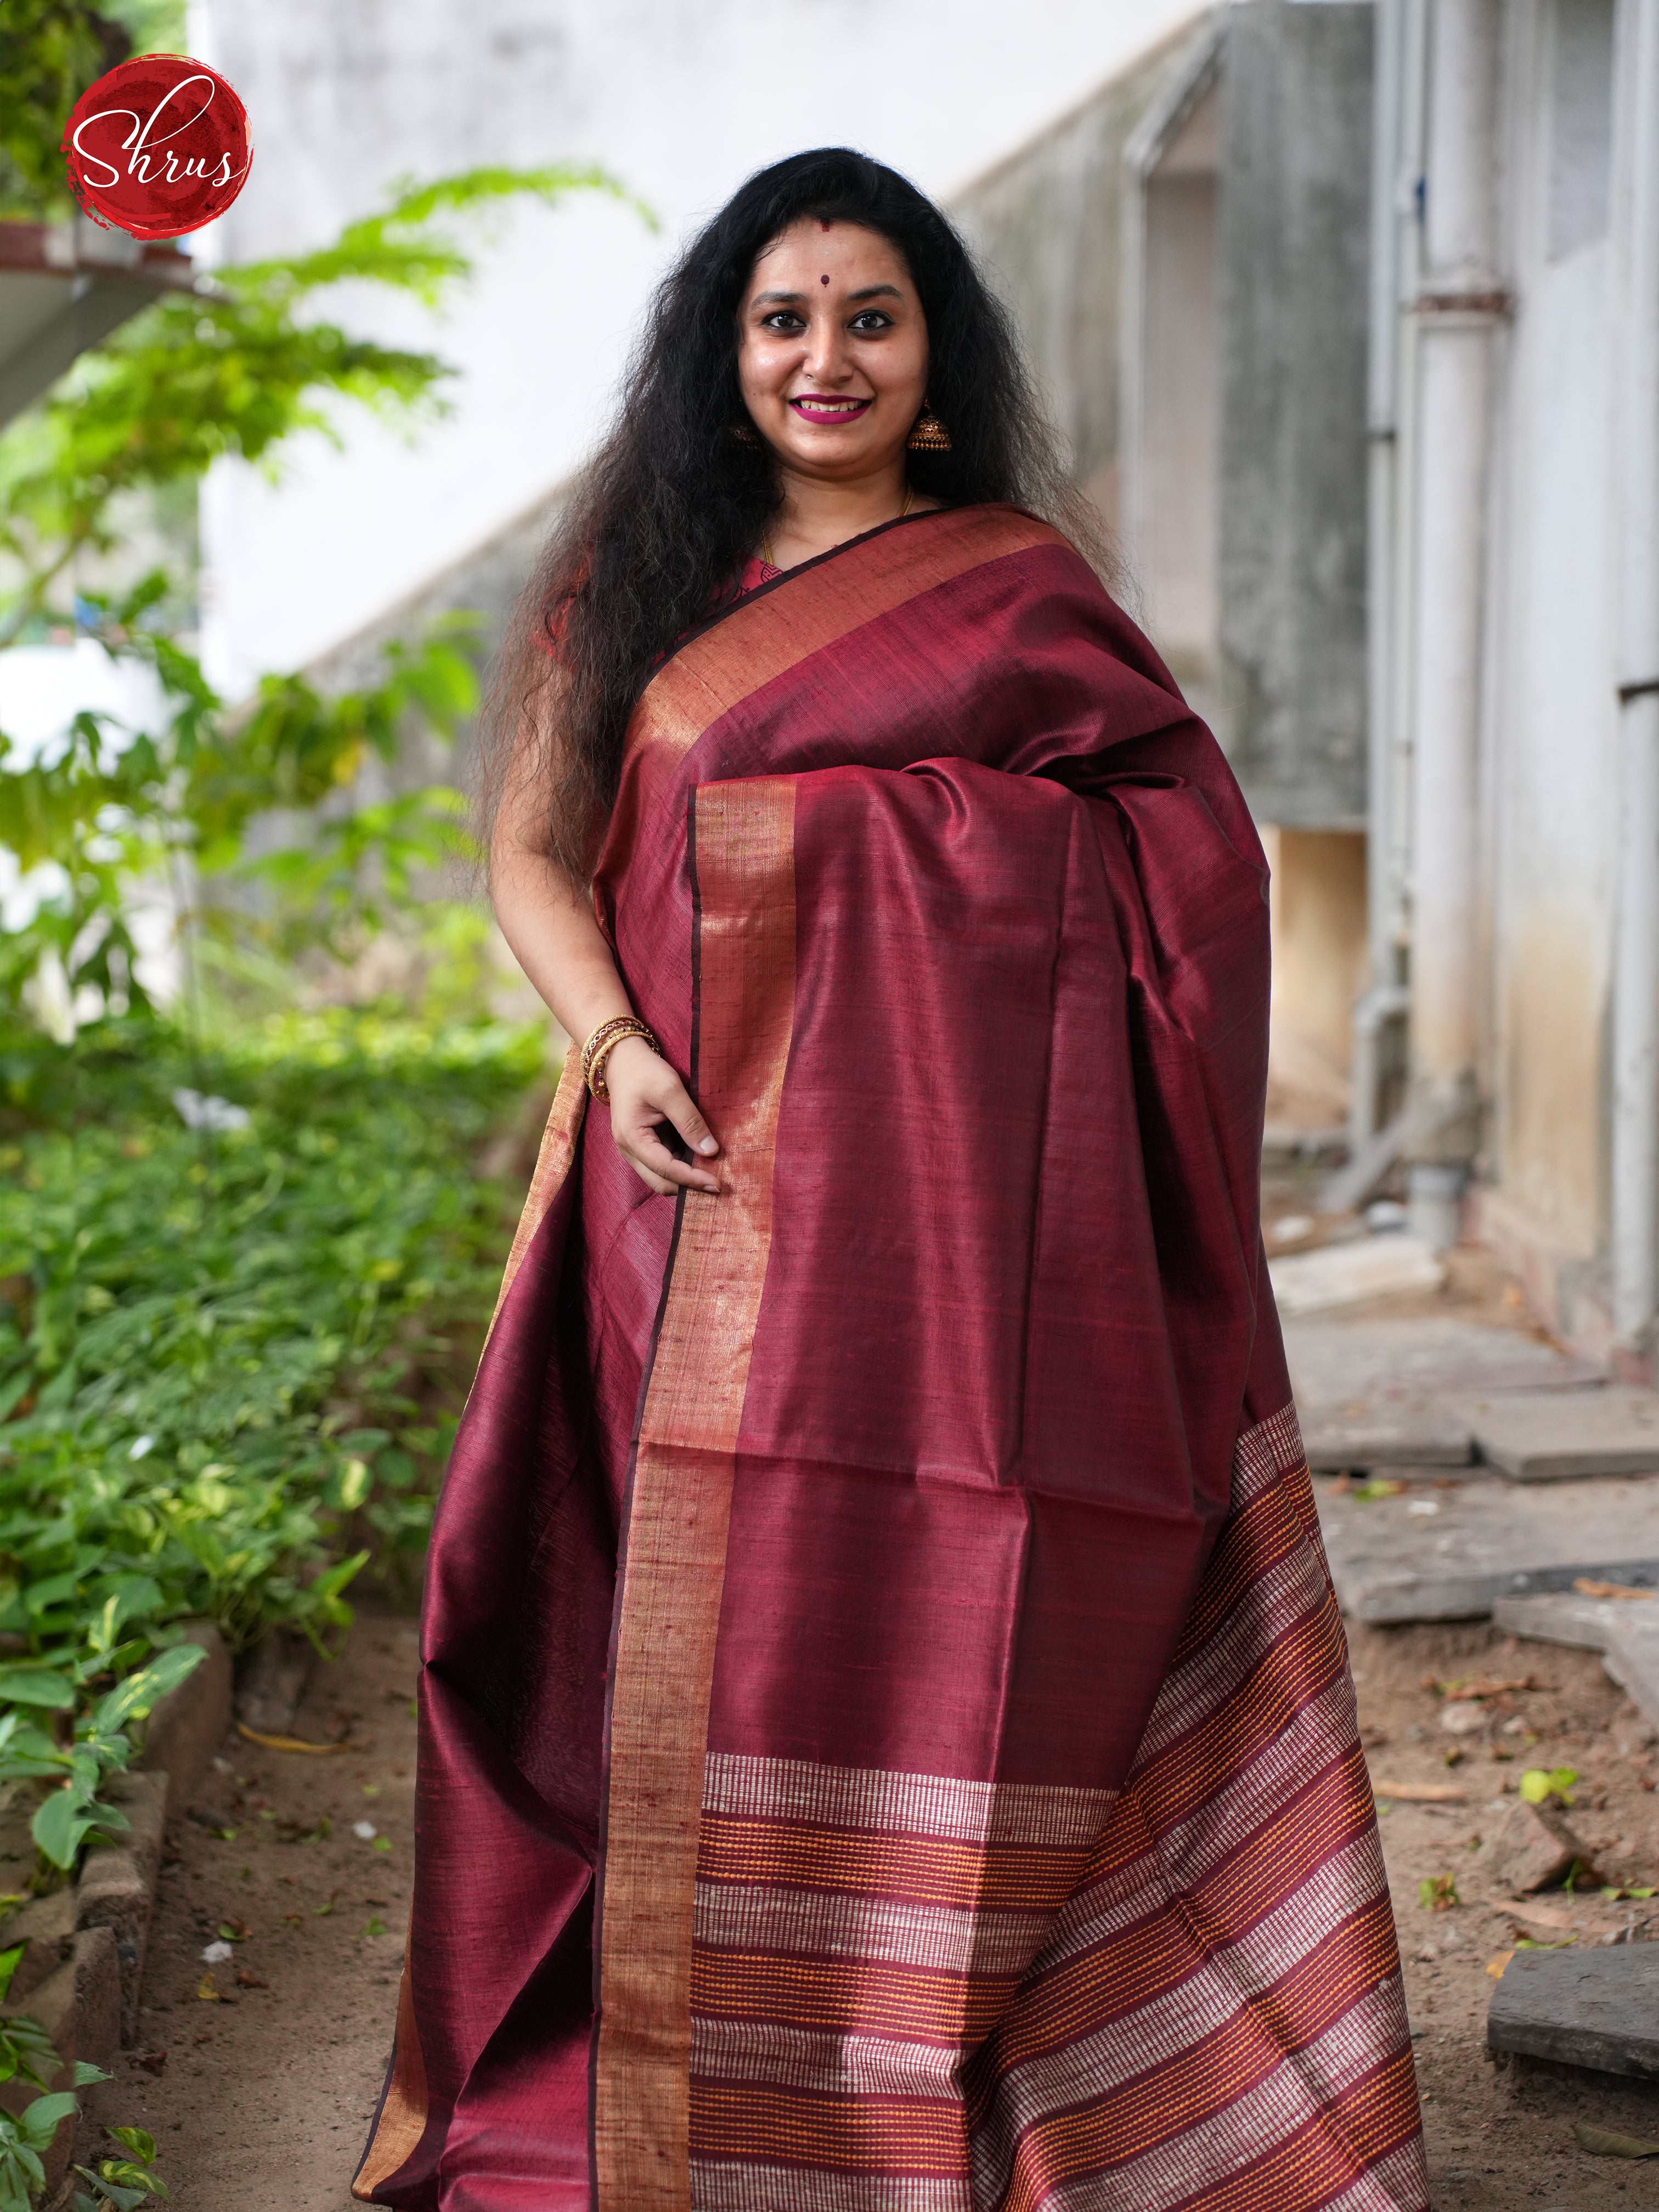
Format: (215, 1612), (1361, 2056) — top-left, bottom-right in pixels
(602, 1034), (723, 1196)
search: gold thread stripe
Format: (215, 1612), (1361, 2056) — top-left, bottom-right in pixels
(973, 1843), (1395, 2132)
(1131, 1533), (1334, 1767)
(694, 1883), (1054, 1977)
(594, 778), (798, 2212)
(1000, 2049), (1423, 2212)
(350, 1959), (428, 2198)
(691, 1950), (1018, 2042)
(697, 1819), (1091, 1915)
(691, 2018), (964, 2101)
(992, 1912), (1408, 2212)
(483, 1049), (587, 1343)
(689, 2164), (973, 2212)
(622, 510), (1064, 776)
(693, 2083), (972, 2177)
(701, 1754), (1114, 1848)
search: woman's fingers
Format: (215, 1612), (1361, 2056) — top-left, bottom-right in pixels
(653, 1071), (720, 1164)
(604, 1039), (722, 1196)
(622, 1145), (682, 1198)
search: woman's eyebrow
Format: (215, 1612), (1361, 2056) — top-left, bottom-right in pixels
(749, 283), (905, 307)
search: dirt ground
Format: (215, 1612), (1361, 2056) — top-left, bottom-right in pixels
(1349, 1612), (1659, 2209)
(77, 1609), (420, 2210)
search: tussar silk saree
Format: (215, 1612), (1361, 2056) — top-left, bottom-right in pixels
(354, 505), (1427, 2212)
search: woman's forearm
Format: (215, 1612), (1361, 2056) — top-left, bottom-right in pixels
(492, 835), (722, 1192)
(490, 841), (633, 1046)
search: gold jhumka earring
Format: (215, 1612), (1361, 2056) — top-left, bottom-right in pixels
(907, 402), (951, 453)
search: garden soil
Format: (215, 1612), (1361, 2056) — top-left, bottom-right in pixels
(82, 1607), (1659, 2208)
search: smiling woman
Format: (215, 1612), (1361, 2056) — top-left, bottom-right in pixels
(354, 151), (1429, 2212)
(735, 219), (939, 571)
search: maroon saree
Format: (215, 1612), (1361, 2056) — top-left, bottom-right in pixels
(354, 505), (1427, 2212)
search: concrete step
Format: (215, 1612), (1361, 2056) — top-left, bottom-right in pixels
(1313, 1473), (1659, 1623)
(1269, 1234), (1444, 1319)
(1472, 1385), (1659, 1480)
(1494, 1588), (1659, 1731)
(1488, 1944), (1659, 2079)
(1286, 1317), (1601, 1472)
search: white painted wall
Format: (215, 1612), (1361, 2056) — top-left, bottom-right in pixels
(1487, 0), (1620, 1260)
(189, 0), (1206, 697)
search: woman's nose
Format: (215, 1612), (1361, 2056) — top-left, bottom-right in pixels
(803, 320), (850, 383)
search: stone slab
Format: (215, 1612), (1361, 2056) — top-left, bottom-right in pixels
(1483, 1798), (1598, 1892)
(140, 1620), (231, 1804)
(1313, 1474), (1659, 1623)
(78, 1768), (169, 2043)
(1472, 1386), (1659, 1480)
(1286, 1317), (1601, 1403)
(235, 1626), (315, 1737)
(1300, 1410), (1475, 1472)
(1488, 1944), (1659, 2078)
(1269, 1235), (1445, 1319)
(1495, 1589), (1659, 1731)
(1286, 1318), (1602, 1471)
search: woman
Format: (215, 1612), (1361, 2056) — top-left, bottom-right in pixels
(355, 150), (1426, 2212)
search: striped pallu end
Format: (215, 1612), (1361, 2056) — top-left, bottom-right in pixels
(685, 1403), (1428, 2211)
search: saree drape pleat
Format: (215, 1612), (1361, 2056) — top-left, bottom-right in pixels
(354, 505), (1427, 2212)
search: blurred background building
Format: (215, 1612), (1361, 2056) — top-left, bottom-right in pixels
(19, 0), (1658, 1375)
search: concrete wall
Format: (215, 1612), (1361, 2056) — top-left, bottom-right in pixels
(1216, 0), (1373, 831)
(1483, 0), (1620, 1281)
(1139, 87), (1223, 698)
(952, 26), (1200, 538)
(188, 0), (1206, 699)
(1263, 827), (1370, 1127)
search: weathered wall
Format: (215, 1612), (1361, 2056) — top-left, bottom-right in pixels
(1262, 827), (1370, 1126)
(953, 24), (1201, 528)
(1216, 0), (1373, 831)
(1486, 0), (1619, 1269)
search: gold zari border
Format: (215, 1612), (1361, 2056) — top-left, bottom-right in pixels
(594, 777), (798, 2212)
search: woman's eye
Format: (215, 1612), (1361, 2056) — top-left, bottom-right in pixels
(850, 311), (894, 332)
(762, 312), (805, 334)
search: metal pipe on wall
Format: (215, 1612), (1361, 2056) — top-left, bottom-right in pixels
(1403, 0), (1502, 1245)
(1611, 0), (1659, 1355)
(1352, 0), (1414, 1156)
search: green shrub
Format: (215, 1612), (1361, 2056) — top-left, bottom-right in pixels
(0, 1008), (543, 1864)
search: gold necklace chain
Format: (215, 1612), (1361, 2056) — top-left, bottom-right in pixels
(763, 483), (913, 572)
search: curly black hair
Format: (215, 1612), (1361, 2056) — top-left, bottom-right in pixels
(482, 146), (1114, 874)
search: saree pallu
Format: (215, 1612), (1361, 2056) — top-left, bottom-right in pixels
(354, 505), (1427, 2212)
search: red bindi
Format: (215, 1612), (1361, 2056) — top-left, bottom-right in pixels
(820, 274), (830, 285)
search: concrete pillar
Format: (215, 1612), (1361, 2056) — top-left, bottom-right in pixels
(1404, 0), (1502, 1240)
(1611, 0), (1659, 1352)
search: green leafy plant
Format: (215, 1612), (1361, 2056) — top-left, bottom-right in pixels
(1, 166), (643, 641)
(72, 2124), (168, 2210)
(0, 1943), (61, 2094)
(0, 2089), (79, 2212)
(0, 1011), (543, 1851)
(1519, 1765), (1579, 1808)
(0, 70), (600, 1922)
(1418, 1872), (1459, 1912)
(0, 1934), (115, 2211)
(0, 1639), (205, 1870)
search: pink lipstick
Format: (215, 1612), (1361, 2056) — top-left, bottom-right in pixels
(788, 394), (872, 424)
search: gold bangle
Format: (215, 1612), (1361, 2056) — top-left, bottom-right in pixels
(582, 1017), (659, 1100)
(581, 1014), (642, 1084)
